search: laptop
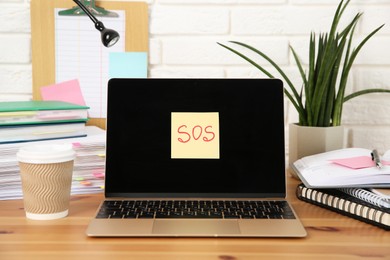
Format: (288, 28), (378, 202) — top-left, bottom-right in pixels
(86, 78), (307, 237)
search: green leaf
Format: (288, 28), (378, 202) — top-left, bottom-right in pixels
(217, 0), (389, 127)
(344, 89), (390, 102)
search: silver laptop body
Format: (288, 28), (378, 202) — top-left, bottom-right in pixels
(86, 78), (307, 237)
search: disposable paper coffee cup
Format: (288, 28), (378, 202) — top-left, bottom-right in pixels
(17, 144), (76, 220)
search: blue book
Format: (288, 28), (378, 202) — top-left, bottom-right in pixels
(0, 122), (87, 144)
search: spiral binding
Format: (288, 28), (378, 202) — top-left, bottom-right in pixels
(296, 184), (390, 230)
(338, 188), (390, 208)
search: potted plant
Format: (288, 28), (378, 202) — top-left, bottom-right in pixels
(218, 0), (390, 167)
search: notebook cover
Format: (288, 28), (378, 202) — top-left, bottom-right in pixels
(0, 122), (87, 144)
(296, 183), (390, 230)
(0, 100), (89, 112)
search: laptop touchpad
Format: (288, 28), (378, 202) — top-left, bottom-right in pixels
(152, 219), (240, 235)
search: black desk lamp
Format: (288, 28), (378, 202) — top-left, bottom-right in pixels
(59, 0), (120, 47)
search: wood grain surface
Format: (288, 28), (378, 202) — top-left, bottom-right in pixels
(1, 176), (389, 260)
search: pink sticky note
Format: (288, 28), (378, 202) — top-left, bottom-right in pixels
(72, 142), (82, 148)
(40, 79), (86, 106)
(92, 170), (105, 178)
(93, 172), (105, 179)
(330, 156), (374, 169)
(330, 156), (390, 169)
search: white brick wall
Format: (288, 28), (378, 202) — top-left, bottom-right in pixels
(1, 0), (390, 154)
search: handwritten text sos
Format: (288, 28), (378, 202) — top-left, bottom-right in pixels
(177, 125), (215, 143)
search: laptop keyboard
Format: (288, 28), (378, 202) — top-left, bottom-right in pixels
(96, 200), (296, 219)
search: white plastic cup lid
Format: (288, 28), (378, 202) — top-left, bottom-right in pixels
(17, 144), (76, 164)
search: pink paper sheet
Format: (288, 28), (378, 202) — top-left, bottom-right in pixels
(40, 79), (86, 106)
(330, 156), (390, 169)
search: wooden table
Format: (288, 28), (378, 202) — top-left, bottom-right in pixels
(1, 176), (389, 260)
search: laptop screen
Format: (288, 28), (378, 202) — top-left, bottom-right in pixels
(105, 78), (286, 198)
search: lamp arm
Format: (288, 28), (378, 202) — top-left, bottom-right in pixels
(69, 0), (120, 47)
(73, 0), (99, 24)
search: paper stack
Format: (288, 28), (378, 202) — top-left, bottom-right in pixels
(0, 126), (106, 200)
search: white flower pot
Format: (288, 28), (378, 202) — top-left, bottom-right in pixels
(288, 123), (344, 177)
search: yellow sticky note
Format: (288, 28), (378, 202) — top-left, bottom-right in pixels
(171, 112), (219, 159)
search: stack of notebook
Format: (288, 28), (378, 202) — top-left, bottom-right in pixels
(0, 126), (106, 200)
(296, 184), (389, 230)
(0, 100), (89, 144)
(292, 148), (390, 230)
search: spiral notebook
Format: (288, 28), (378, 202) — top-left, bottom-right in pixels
(296, 184), (390, 230)
(338, 188), (390, 208)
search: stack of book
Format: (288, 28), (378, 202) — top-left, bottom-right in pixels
(292, 148), (390, 230)
(0, 126), (106, 200)
(0, 100), (89, 144)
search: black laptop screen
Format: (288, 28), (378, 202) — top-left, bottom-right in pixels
(105, 78), (286, 198)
